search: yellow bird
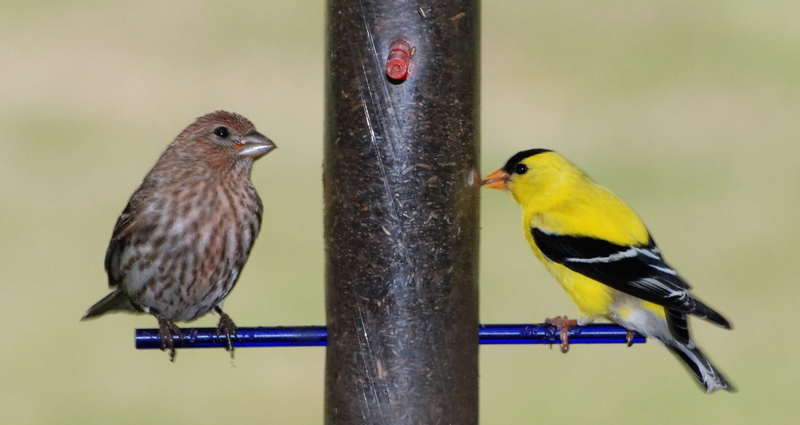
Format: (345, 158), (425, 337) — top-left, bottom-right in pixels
(482, 149), (733, 393)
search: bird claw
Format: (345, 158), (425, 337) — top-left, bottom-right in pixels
(215, 307), (238, 358)
(156, 315), (184, 362)
(545, 316), (578, 353)
(626, 329), (634, 347)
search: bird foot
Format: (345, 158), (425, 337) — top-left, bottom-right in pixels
(626, 329), (634, 347)
(545, 316), (578, 353)
(215, 307), (238, 358)
(156, 315), (184, 362)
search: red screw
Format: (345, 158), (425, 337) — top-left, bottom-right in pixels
(386, 39), (413, 81)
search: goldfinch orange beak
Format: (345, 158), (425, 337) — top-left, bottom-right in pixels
(481, 168), (510, 190)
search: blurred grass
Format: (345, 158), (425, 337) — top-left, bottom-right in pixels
(0, 1), (798, 424)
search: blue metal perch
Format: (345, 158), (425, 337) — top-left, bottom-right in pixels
(135, 324), (644, 349)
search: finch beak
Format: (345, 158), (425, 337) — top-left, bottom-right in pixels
(481, 168), (510, 190)
(237, 132), (276, 160)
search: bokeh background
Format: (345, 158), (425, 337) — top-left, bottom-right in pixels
(1, 1), (797, 424)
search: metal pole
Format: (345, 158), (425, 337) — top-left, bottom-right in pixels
(134, 324), (645, 349)
(324, 1), (480, 423)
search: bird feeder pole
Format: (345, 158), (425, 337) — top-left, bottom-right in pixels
(323, 1), (481, 423)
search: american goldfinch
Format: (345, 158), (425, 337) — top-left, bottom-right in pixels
(83, 111), (276, 361)
(482, 149), (733, 393)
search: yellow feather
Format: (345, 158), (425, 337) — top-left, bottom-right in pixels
(489, 149), (733, 392)
(509, 151), (657, 321)
(511, 152), (650, 245)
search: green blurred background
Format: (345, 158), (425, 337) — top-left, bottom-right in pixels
(1, 1), (797, 424)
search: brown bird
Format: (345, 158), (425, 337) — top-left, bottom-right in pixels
(83, 111), (276, 361)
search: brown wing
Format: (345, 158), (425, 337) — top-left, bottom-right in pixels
(104, 201), (137, 287)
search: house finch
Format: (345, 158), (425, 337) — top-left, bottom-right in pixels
(83, 111), (276, 361)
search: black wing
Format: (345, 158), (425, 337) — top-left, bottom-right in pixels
(532, 227), (730, 329)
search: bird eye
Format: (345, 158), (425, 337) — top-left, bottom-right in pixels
(514, 163), (529, 175)
(214, 126), (230, 138)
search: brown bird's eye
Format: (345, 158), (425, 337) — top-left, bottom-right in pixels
(214, 126), (230, 138)
(514, 163), (529, 175)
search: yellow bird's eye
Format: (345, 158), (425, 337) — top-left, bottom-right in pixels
(514, 163), (529, 175)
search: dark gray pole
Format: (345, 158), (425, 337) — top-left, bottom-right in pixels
(323, 1), (480, 424)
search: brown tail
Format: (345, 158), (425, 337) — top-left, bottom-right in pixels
(81, 288), (138, 320)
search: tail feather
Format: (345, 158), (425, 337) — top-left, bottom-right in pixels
(82, 288), (138, 320)
(666, 309), (690, 346)
(666, 340), (734, 393)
